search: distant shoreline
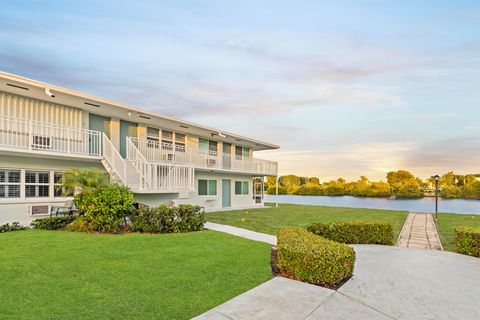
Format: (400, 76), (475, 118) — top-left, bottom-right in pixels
(266, 193), (480, 200)
(264, 194), (480, 215)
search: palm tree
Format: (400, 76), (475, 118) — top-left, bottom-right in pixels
(60, 168), (110, 195)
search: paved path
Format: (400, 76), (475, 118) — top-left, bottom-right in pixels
(397, 212), (443, 250)
(195, 245), (480, 320)
(205, 222), (277, 245)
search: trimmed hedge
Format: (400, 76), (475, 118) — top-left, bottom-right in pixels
(455, 226), (480, 257)
(307, 221), (394, 245)
(277, 227), (355, 287)
(0, 222), (29, 233)
(31, 216), (76, 230)
(130, 205), (204, 233)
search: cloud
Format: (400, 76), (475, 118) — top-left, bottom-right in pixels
(257, 137), (480, 181)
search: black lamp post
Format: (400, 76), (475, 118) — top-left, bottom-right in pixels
(434, 175), (440, 221)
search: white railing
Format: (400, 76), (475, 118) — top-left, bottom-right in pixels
(128, 137), (191, 164)
(191, 151), (278, 175)
(142, 163), (195, 191)
(0, 116), (101, 157)
(128, 136), (278, 175)
(126, 137), (195, 192)
(102, 133), (126, 184)
(0, 117), (195, 192)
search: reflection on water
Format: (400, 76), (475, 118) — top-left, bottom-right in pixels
(264, 195), (480, 215)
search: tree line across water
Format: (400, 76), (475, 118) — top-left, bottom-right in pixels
(265, 170), (480, 199)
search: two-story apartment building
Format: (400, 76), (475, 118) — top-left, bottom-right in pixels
(0, 72), (278, 225)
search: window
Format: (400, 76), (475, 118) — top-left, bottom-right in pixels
(199, 138), (208, 154)
(209, 141), (218, 154)
(199, 138), (218, 155)
(53, 172), (72, 197)
(243, 147), (249, 158)
(175, 133), (186, 152)
(162, 130), (174, 150)
(147, 127), (160, 147)
(198, 179), (217, 196)
(25, 171), (49, 198)
(0, 169), (20, 198)
(54, 172), (63, 197)
(235, 146), (249, 159)
(235, 181), (249, 195)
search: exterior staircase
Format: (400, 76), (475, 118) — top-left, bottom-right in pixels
(101, 133), (195, 193)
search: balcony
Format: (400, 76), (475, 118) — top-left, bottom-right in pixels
(0, 116), (102, 159)
(0, 117), (194, 193)
(128, 137), (278, 176)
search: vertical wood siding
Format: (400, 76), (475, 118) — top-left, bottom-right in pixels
(0, 91), (83, 128)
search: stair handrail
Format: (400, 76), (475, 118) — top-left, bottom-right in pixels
(102, 133), (127, 184)
(126, 137), (150, 189)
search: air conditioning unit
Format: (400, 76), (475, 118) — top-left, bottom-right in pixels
(206, 158), (216, 166)
(29, 205), (50, 215)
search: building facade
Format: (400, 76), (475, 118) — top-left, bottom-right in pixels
(0, 72), (278, 225)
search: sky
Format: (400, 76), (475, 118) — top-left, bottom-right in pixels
(1, 0), (479, 181)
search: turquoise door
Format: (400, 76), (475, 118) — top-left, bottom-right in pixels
(223, 143), (231, 170)
(120, 120), (138, 158)
(222, 179), (231, 208)
(89, 114), (111, 137)
(89, 114), (110, 155)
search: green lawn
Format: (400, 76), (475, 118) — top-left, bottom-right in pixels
(0, 230), (271, 320)
(436, 213), (480, 251)
(207, 203), (408, 240)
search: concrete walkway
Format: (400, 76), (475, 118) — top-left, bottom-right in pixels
(397, 212), (443, 250)
(205, 222), (277, 245)
(195, 245), (480, 320)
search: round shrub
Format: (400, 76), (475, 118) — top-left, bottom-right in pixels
(130, 204), (204, 233)
(307, 221), (394, 245)
(277, 227), (355, 287)
(455, 226), (480, 257)
(130, 205), (177, 233)
(74, 184), (134, 231)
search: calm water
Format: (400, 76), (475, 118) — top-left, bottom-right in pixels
(264, 195), (480, 215)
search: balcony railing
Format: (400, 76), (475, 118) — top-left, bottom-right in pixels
(0, 117), (194, 193)
(128, 137), (278, 176)
(192, 150), (278, 176)
(0, 116), (102, 158)
(129, 137), (191, 164)
(126, 137), (195, 192)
